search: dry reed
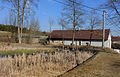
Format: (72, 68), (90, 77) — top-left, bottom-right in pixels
(0, 50), (93, 77)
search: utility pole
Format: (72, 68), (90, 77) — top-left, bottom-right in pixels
(102, 10), (106, 48)
(49, 25), (51, 44)
(50, 25), (51, 33)
(72, 0), (76, 46)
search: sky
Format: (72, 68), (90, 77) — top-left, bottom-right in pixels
(1, 0), (119, 35)
(36, 0), (107, 31)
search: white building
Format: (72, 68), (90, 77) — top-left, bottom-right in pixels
(49, 29), (111, 48)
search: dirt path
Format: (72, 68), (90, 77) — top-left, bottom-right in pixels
(61, 51), (120, 77)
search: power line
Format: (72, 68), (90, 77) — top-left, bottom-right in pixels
(105, 16), (120, 36)
(53, 0), (120, 36)
(105, 17), (120, 36)
(106, 16), (120, 30)
(53, 0), (103, 12)
(106, 18), (120, 32)
(53, 0), (104, 17)
(53, 0), (70, 6)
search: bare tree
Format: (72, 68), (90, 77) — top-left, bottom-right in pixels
(9, 9), (17, 26)
(20, 0), (28, 43)
(13, 16), (17, 26)
(27, 16), (40, 43)
(9, 10), (13, 25)
(49, 17), (54, 32)
(88, 10), (101, 45)
(106, 0), (120, 17)
(30, 16), (40, 34)
(4, 17), (9, 25)
(103, 0), (120, 29)
(62, 0), (84, 45)
(36, 18), (40, 32)
(58, 17), (68, 30)
(2, 0), (40, 43)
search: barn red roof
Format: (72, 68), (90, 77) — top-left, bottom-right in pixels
(112, 36), (120, 41)
(49, 29), (110, 41)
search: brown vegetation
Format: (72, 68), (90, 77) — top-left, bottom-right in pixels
(0, 50), (93, 77)
(61, 49), (120, 77)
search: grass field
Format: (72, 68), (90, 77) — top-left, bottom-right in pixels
(0, 49), (57, 56)
(0, 43), (57, 55)
(61, 48), (120, 77)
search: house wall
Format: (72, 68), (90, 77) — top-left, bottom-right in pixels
(104, 33), (111, 48)
(81, 33), (111, 48)
(50, 40), (63, 45)
(64, 40), (79, 45)
(50, 40), (79, 45)
(80, 41), (102, 47)
(50, 39), (111, 48)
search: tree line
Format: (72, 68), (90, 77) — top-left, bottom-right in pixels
(0, 24), (29, 33)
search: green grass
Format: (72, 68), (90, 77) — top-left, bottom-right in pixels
(0, 49), (57, 56)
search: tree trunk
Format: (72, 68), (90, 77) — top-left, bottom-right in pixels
(90, 30), (93, 46)
(21, 0), (27, 43)
(90, 25), (94, 46)
(17, 0), (21, 44)
(72, 0), (76, 46)
(21, 15), (23, 43)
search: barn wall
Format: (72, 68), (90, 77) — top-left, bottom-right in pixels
(91, 41), (102, 47)
(81, 41), (102, 47)
(81, 40), (111, 48)
(50, 40), (111, 48)
(50, 40), (79, 45)
(64, 40), (79, 45)
(104, 33), (111, 48)
(50, 40), (63, 45)
(50, 33), (111, 48)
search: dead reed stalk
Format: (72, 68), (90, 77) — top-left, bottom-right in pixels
(0, 50), (93, 77)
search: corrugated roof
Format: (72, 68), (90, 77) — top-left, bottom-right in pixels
(49, 29), (110, 41)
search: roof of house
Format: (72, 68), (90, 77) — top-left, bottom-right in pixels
(49, 29), (110, 41)
(112, 36), (120, 41)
